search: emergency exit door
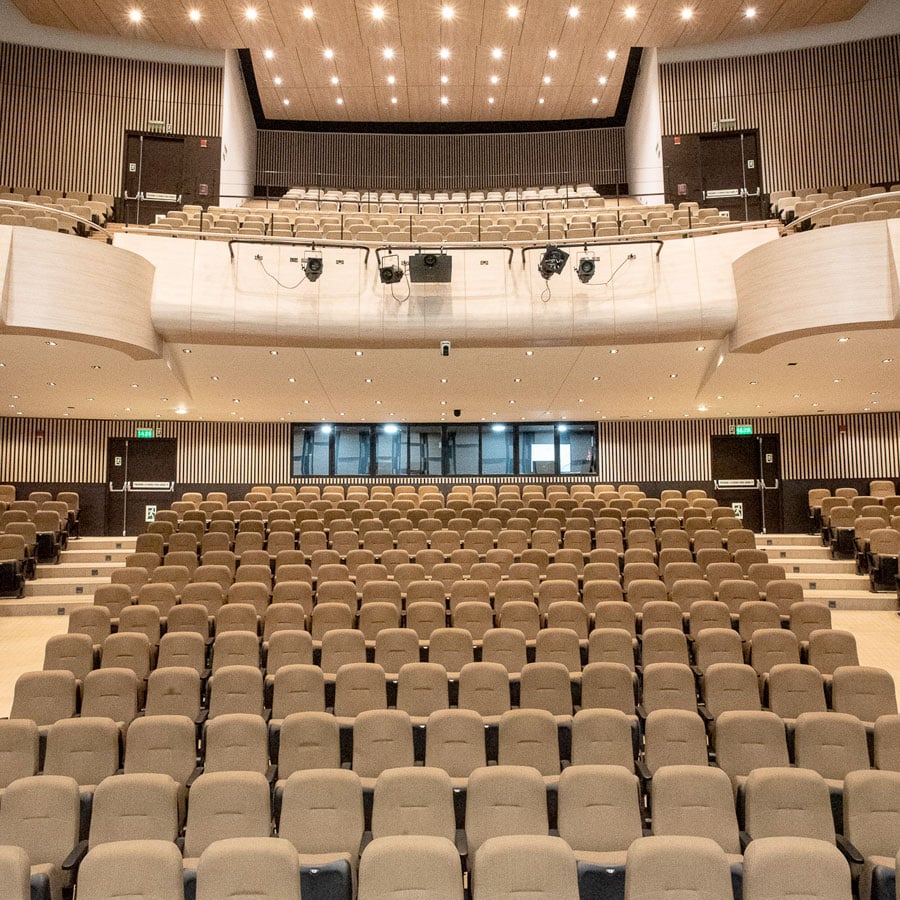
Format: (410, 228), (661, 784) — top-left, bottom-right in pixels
(710, 433), (782, 534)
(106, 438), (177, 536)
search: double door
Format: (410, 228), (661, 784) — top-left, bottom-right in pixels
(106, 438), (177, 536)
(710, 433), (782, 533)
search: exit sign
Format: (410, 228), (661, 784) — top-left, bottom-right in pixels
(735, 425), (754, 436)
(135, 428), (154, 439)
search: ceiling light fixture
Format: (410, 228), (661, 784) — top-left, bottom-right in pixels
(548, 48), (558, 59)
(244, 6), (257, 20)
(607, 49), (617, 60)
(189, 9), (201, 21)
(744, 6), (757, 18)
(624, 6), (637, 19)
(568, 5), (579, 17)
(507, 5), (519, 17)
(371, 4), (385, 19)
(387, 74), (395, 84)
(323, 47), (334, 59)
(488, 96), (495, 104)
(330, 75), (339, 85)
(598, 75), (608, 85)
(274, 76), (282, 85)
(490, 74), (499, 84)
(302, 6), (314, 18)
(283, 98), (290, 105)
(440, 95), (449, 105)
(441, 5), (454, 19)
(439, 47), (450, 59)
(383, 47), (394, 59)
(264, 48), (274, 59)
(492, 47), (503, 59)
(129, 8), (143, 22)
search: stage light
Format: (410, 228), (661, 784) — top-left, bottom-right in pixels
(537, 245), (569, 280)
(302, 251), (323, 281)
(379, 254), (404, 284)
(576, 255), (596, 283)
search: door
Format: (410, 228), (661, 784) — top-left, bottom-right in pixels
(710, 433), (782, 533)
(122, 133), (186, 225)
(106, 438), (178, 536)
(698, 131), (763, 222)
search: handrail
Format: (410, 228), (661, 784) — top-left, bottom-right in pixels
(779, 189), (900, 234)
(0, 199), (110, 239)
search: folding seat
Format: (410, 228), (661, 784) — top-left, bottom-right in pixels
(765, 662), (827, 740)
(498, 708), (561, 795)
(206, 664), (264, 718)
(623, 835), (736, 900)
(135, 583), (179, 619)
(520, 661), (574, 724)
(587, 629), (638, 673)
(166, 603), (213, 641)
(807, 630), (860, 685)
(639, 662), (698, 715)
(9, 670), (77, 742)
(93, 584), (133, 626)
(374, 628), (420, 678)
(108, 566), (147, 600)
(396, 661), (449, 728)
(202, 712), (273, 780)
(641, 708), (709, 778)
(0, 846), (33, 900)
(200, 837), (301, 900)
(425, 708), (487, 821)
(118, 604), (162, 651)
(226, 582), (270, 617)
(352, 708), (415, 795)
(705, 561), (745, 595)
(358, 602), (402, 645)
(123, 715), (198, 807)
(650, 764), (743, 881)
(180, 771), (272, 884)
(370, 765), (456, 845)
(458, 662), (512, 729)
(790, 601), (832, 642)
(0, 718), (38, 795)
(763, 580), (805, 623)
(144, 667), (203, 722)
(136, 532), (166, 559)
(80, 668), (140, 729)
(43, 632), (94, 683)
(671, 579), (715, 615)
(496, 601), (540, 647)
(640, 599), (683, 632)
(693, 627), (743, 673)
(868, 528), (900, 591)
(623, 563), (660, 593)
(640, 627), (690, 667)
(749, 627), (801, 685)
(68, 606), (111, 650)
(742, 835), (852, 900)
(334, 663), (388, 725)
(210, 629), (259, 672)
(591, 598), (635, 634)
(831, 665), (898, 727)
(428, 627), (474, 678)
(794, 710), (871, 825)
(662, 561), (703, 596)
(718, 578), (761, 614)
(472, 834), (578, 900)
(691, 528), (723, 554)
(733, 548), (768, 574)
(0, 775), (81, 900)
(626, 579), (667, 619)
(569, 708), (636, 770)
(464, 766), (549, 869)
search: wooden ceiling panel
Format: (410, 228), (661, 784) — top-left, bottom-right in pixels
(12, 0), (870, 123)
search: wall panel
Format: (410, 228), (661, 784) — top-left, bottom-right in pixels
(2, 412), (899, 487)
(0, 42), (223, 196)
(256, 127), (627, 192)
(659, 35), (900, 193)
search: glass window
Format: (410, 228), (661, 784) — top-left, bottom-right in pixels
(518, 424), (556, 475)
(374, 424), (408, 475)
(559, 424), (596, 474)
(292, 424), (331, 476)
(334, 425), (372, 475)
(444, 425), (480, 475)
(408, 426), (443, 476)
(481, 424), (514, 475)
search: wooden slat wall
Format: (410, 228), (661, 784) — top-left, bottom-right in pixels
(0, 42), (223, 196)
(2, 412), (898, 485)
(659, 35), (900, 193)
(256, 127), (627, 191)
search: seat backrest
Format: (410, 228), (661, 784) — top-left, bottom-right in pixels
(650, 765), (741, 853)
(203, 713), (270, 775)
(70, 839), (187, 900)
(195, 836), (298, 900)
(0, 719), (38, 788)
(124, 714), (198, 786)
(465, 766), (550, 854)
(580, 661), (637, 713)
(519, 661), (573, 715)
(643, 709), (708, 773)
(425, 709), (487, 778)
(741, 836), (852, 900)
(570, 709), (635, 769)
(831, 665), (899, 722)
(144, 667), (202, 719)
(473, 834), (579, 900)
(271, 663), (325, 717)
(793, 711), (870, 781)
(807, 630), (859, 674)
(843, 769), (900, 865)
(277, 711), (341, 776)
(207, 665), (264, 717)
(640, 662), (697, 713)
(623, 835), (736, 900)
(358, 834), (464, 900)
(43, 716), (120, 786)
(744, 767), (836, 842)
(558, 763), (642, 851)
(396, 663), (449, 717)
(183, 771), (272, 858)
(497, 709), (560, 775)
(43, 632), (95, 681)
(702, 662), (762, 718)
(371, 766), (456, 841)
(766, 664), (827, 719)
(352, 709), (415, 778)
(81, 667), (140, 725)
(88, 773), (180, 845)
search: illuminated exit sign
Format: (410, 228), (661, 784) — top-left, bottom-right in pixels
(135, 428), (155, 439)
(734, 425), (754, 436)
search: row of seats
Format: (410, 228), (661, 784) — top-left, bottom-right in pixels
(0, 187), (113, 212)
(771, 183), (898, 218)
(0, 761), (879, 900)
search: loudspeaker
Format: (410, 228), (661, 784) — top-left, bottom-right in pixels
(408, 253), (453, 283)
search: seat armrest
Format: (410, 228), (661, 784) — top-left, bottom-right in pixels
(62, 840), (88, 872)
(836, 834), (864, 866)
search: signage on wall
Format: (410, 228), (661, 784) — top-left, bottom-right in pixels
(733, 424), (754, 436)
(135, 428), (154, 439)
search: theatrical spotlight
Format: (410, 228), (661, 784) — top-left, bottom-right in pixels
(537, 245), (569, 280)
(302, 250), (323, 282)
(379, 253), (405, 284)
(576, 254), (596, 284)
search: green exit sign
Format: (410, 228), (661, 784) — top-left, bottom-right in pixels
(735, 425), (754, 436)
(135, 428), (155, 439)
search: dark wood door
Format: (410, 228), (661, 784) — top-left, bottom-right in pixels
(123, 133), (186, 225)
(698, 131), (763, 222)
(711, 433), (782, 533)
(106, 438), (177, 535)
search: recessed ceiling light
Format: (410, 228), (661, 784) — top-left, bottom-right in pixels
(232, 398), (240, 404)
(548, 48), (558, 59)
(488, 96), (495, 104)
(302, 6), (314, 19)
(543, 75), (551, 84)
(749, 380), (758, 385)
(182, 348), (191, 353)
(833, 379), (841, 383)
(288, 377), (296, 383)
(129, 8), (142, 22)
(696, 345), (705, 351)
(323, 48), (334, 59)
(264, 48), (274, 59)
(364, 378), (373, 383)
(440, 378), (448, 384)
(274, 76), (282, 86)
(514, 377), (522, 383)
(303, 399), (310, 404)
(793, 393), (801, 399)
(441, 74), (449, 84)
(624, 6), (637, 19)
(507, 5), (519, 17)
(744, 6), (756, 18)
(492, 47), (503, 59)
(336, 97), (344, 104)
(598, 76), (608, 85)
(176, 406), (188, 415)
(375, 400), (383, 405)
(383, 47), (394, 59)
(591, 97), (598, 104)
(680, 7), (693, 19)
(441, 5), (454, 19)
(838, 337), (849, 342)
(46, 340), (57, 346)
(525, 350), (534, 356)
(440, 95), (449, 105)
(592, 375), (600, 381)
(439, 47), (450, 60)
(568, 5), (579, 17)
(130, 382), (139, 388)
(354, 350), (364, 357)
(244, 6), (257, 20)
(387, 74), (396, 84)
(371, 4), (385, 19)
(330, 75), (339, 85)
(609, 348), (619, 354)
(669, 373), (678, 378)
(538, 97), (544, 104)
(283, 98), (290, 105)
(883, 358), (894, 363)
(391, 96), (397, 104)
(647, 395), (654, 401)
(211, 375), (219, 381)
(490, 74), (499, 84)
(87, 397), (94, 401)
(269, 349), (278, 356)
(607, 49), (617, 60)
(189, 9), (201, 21)
(698, 405), (707, 412)
(46, 381), (56, 387)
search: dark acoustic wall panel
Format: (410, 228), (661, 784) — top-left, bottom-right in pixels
(659, 35), (900, 193)
(2, 412), (899, 488)
(256, 126), (627, 192)
(0, 42), (223, 196)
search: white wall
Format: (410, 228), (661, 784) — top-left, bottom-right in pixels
(660, 0), (900, 63)
(625, 47), (664, 205)
(220, 50), (258, 205)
